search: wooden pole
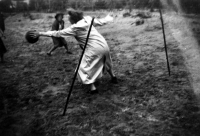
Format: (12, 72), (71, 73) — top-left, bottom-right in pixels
(63, 17), (95, 116)
(159, 9), (171, 76)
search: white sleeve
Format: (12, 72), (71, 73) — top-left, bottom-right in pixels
(39, 26), (76, 38)
(95, 14), (114, 26)
(85, 15), (114, 26)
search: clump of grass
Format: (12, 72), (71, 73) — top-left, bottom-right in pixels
(145, 24), (162, 31)
(29, 14), (43, 20)
(47, 16), (53, 19)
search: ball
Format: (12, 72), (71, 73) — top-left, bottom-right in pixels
(25, 30), (39, 43)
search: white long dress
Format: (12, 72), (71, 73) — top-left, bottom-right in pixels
(39, 15), (114, 84)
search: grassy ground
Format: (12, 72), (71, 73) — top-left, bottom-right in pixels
(167, 13), (200, 99)
(0, 10), (200, 136)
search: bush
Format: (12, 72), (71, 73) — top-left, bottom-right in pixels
(123, 12), (131, 17)
(115, 0), (127, 9)
(95, 0), (107, 10)
(180, 0), (200, 14)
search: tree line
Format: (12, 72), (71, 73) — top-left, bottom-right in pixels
(0, 0), (161, 12)
(0, 0), (200, 13)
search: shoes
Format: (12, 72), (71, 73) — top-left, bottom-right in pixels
(111, 77), (118, 84)
(47, 53), (51, 56)
(87, 89), (99, 95)
(66, 51), (72, 54)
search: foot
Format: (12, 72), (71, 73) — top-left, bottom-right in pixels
(111, 77), (118, 84)
(87, 89), (99, 95)
(66, 51), (72, 54)
(47, 53), (52, 56)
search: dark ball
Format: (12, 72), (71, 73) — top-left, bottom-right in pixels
(25, 30), (39, 43)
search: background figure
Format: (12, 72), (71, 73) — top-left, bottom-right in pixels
(0, 12), (5, 32)
(0, 12), (7, 63)
(47, 12), (72, 56)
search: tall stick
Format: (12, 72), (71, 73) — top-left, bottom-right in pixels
(159, 9), (171, 76)
(63, 17), (95, 116)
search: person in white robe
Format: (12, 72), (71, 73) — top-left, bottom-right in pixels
(30, 9), (117, 94)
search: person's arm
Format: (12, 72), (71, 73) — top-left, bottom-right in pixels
(85, 14), (114, 26)
(39, 26), (76, 38)
(95, 14), (114, 26)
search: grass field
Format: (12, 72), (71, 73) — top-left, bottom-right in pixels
(0, 10), (200, 136)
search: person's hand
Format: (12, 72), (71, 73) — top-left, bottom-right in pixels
(29, 31), (40, 38)
(105, 14), (114, 22)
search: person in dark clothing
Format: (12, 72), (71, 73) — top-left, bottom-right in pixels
(0, 12), (5, 32)
(47, 12), (72, 56)
(0, 12), (6, 63)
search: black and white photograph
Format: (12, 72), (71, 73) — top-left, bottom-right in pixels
(0, 0), (200, 135)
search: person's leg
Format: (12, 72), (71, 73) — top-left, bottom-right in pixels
(87, 83), (98, 94)
(0, 54), (4, 63)
(107, 68), (118, 84)
(107, 68), (115, 78)
(61, 38), (72, 54)
(0, 38), (6, 63)
(48, 38), (61, 55)
(90, 83), (96, 91)
(105, 52), (118, 83)
(47, 45), (59, 55)
(63, 44), (72, 54)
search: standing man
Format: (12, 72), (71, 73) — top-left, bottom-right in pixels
(0, 12), (7, 63)
(47, 12), (72, 56)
